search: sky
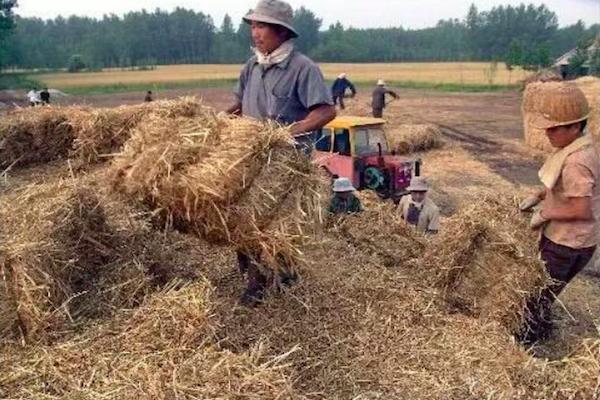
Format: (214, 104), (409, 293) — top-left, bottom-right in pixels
(15, 0), (600, 29)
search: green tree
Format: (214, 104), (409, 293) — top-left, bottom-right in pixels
(568, 40), (590, 77)
(0, 0), (17, 68)
(293, 7), (321, 55)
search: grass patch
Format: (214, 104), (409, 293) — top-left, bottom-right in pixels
(46, 79), (238, 95)
(351, 80), (518, 92)
(0, 73), (43, 90)
(46, 78), (517, 95)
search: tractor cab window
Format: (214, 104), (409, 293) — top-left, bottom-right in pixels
(333, 129), (351, 156)
(315, 128), (332, 152)
(354, 127), (388, 156)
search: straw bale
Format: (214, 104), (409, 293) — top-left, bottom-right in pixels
(0, 283), (298, 399)
(0, 176), (205, 343)
(522, 82), (555, 152)
(211, 231), (598, 399)
(419, 196), (548, 334)
(333, 204), (426, 266)
(574, 76), (600, 140)
(110, 113), (323, 271)
(70, 97), (206, 163)
(523, 77), (600, 152)
(0, 106), (77, 168)
(386, 123), (444, 154)
(520, 69), (562, 90)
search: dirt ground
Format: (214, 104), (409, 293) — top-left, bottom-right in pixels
(2, 86), (599, 358)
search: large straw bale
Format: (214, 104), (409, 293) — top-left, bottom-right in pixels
(523, 77), (600, 152)
(0, 106), (79, 168)
(574, 76), (600, 140)
(0, 176), (203, 343)
(386, 123), (444, 154)
(418, 196), (547, 334)
(110, 113), (323, 271)
(0, 283), (298, 399)
(70, 97), (205, 163)
(522, 82), (555, 152)
(211, 230), (598, 399)
(520, 69), (562, 90)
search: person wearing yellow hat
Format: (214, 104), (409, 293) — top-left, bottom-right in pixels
(519, 83), (599, 344)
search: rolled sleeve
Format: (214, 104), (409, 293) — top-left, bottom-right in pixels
(297, 63), (333, 110)
(562, 162), (594, 198)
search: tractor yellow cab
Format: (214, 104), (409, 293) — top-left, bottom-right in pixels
(314, 116), (420, 201)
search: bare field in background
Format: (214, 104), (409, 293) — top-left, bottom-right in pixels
(35, 62), (531, 88)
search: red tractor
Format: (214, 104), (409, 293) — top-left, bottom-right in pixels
(313, 116), (421, 201)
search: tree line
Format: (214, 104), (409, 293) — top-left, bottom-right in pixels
(0, 3), (598, 71)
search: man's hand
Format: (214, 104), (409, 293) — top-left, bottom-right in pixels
(519, 195), (542, 212)
(289, 104), (336, 136)
(530, 210), (548, 230)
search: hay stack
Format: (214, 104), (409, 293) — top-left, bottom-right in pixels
(386, 124), (444, 154)
(523, 77), (600, 152)
(110, 113), (323, 271)
(418, 196), (548, 334)
(70, 97), (205, 163)
(520, 69), (562, 90)
(0, 106), (79, 168)
(0, 177), (204, 343)
(574, 76), (600, 140)
(0, 283), (298, 399)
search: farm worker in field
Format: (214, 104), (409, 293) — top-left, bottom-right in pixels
(327, 177), (363, 214)
(40, 88), (50, 105)
(331, 73), (356, 110)
(27, 88), (41, 106)
(519, 83), (598, 344)
(371, 79), (398, 118)
(144, 90), (153, 102)
(397, 177), (440, 234)
(226, 0), (336, 306)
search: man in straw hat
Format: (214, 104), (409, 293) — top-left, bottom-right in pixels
(331, 73), (356, 110)
(397, 177), (440, 234)
(371, 79), (398, 118)
(519, 83), (599, 344)
(327, 177), (363, 214)
(226, 0), (336, 306)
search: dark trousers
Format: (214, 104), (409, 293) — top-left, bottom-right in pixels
(523, 235), (595, 342)
(333, 95), (345, 110)
(372, 108), (383, 118)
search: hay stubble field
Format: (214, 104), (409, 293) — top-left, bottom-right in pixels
(35, 62), (531, 90)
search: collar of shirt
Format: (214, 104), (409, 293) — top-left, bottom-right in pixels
(252, 50), (295, 71)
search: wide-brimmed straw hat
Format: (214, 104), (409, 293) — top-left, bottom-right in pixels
(333, 177), (356, 193)
(243, 0), (298, 38)
(530, 83), (590, 130)
(377, 79), (386, 86)
(406, 177), (429, 192)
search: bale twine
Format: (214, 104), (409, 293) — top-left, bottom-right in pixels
(386, 124), (444, 154)
(109, 112), (324, 271)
